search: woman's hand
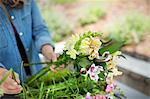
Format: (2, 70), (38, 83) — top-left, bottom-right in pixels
(0, 68), (22, 94)
(41, 44), (65, 72)
(41, 44), (57, 62)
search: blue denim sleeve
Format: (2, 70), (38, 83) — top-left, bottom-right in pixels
(31, 0), (54, 52)
(0, 63), (5, 68)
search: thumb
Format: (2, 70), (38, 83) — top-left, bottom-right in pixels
(51, 53), (57, 62)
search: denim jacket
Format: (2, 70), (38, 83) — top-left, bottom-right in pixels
(0, 0), (53, 82)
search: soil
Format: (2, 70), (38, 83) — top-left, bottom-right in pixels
(122, 33), (150, 61)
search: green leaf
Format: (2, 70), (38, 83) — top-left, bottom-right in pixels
(98, 72), (106, 81)
(78, 57), (92, 68)
(26, 67), (50, 85)
(99, 41), (124, 54)
(39, 82), (44, 99)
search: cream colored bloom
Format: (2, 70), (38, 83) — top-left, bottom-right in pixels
(107, 59), (116, 70)
(90, 38), (102, 51)
(79, 38), (91, 55)
(79, 37), (102, 60)
(106, 67), (122, 84)
(106, 51), (122, 70)
(88, 50), (99, 60)
(106, 51), (122, 84)
(111, 67), (123, 76)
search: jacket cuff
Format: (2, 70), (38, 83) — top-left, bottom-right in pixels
(36, 36), (55, 53)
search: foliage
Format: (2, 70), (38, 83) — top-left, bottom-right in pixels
(49, 0), (77, 4)
(20, 31), (125, 99)
(39, 0), (106, 42)
(41, 8), (73, 42)
(105, 12), (150, 44)
(78, 6), (106, 26)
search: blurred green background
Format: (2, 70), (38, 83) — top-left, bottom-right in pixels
(37, 0), (150, 58)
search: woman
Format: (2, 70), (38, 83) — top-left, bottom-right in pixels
(0, 0), (57, 95)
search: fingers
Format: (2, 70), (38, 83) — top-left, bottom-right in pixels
(50, 53), (60, 62)
(0, 68), (22, 94)
(3, 87), (22, 94)
(42, 49), (57, 62)
(8, 72), (20, 84)
(1, 78), (22, 94)
(3, 77), (22, 90)
(3, 69), (21, 85)
(50, 65), (57, 73)
(56, 53), (60, 58)
(50, 64), (65, 73)
(0, 72), (22, 94)
(45, 52), (58, 62)
(56, 64), (65, 71)
(51, 53), (57, 62)
(41, 45), (58, 62)
(59, 64), (65, 69)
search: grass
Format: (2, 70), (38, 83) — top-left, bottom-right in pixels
(38, 0), (106, 42)
(41, 8), (74, 42)
(49, 0), (77, 4)
(78, 5), (106, 26)
(20, 69), (107, 99)
(105, 12), (150, 44)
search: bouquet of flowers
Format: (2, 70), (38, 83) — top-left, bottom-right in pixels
(20, 31), (126, 99)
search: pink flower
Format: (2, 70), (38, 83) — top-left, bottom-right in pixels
(92, 95), (106, 99)
(87, 64), (103, 82)
(89, 64), (97, 73)
(105, 84), (114, 93)
(85, 92), (92, 99)
(89, 72), (99, 82)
